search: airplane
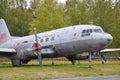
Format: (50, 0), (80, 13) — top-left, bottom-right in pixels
(0, 18), (120, 67)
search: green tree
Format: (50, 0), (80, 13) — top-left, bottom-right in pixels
(29, 0), (66, 34)
(65, 0), (93, 25)
(90, 0), (120, 47)
(0, 0), (33, 36)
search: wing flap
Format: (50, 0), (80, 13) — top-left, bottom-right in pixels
(0, 48), (16, 57)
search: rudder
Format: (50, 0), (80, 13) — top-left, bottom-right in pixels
(0, 18), (11, 44)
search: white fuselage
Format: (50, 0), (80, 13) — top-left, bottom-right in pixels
(0, 25), (113, 59)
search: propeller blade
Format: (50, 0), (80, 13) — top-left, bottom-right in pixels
(99, 52), (107, 62)
(34, 28), (38, 43)
(38, 52), (42, 66)
(88, 52), (92, 68)
(91, 52), (97, 60)
(89, 53), (92, 61)
(34, 28), (42, 66)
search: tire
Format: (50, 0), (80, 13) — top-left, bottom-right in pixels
(11, 60), (21, 67)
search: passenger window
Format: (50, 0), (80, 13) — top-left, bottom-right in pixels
(86, 29), (89, 33)
(40, 39), (43, 43)
(46, 37), (49, 42)
(82, 30), (86, 33)
(74, 33), (77, 36)
(51, 36), (54, 41)
(90, 29), (92, 33)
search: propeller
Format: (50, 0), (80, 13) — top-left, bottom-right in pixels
(88, 52), (92, 68)
(99, 52), (107, 62)
(90, 52), (107, 63)
(88, 51), (107, 67)
(91, 52), (97, 60)
(34, 28), (42, 66)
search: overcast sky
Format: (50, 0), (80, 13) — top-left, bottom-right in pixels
(58, 0), (67, 3)
(27, 0), (66, 8)
(27, 0), (117, 8)
(27, 0), (66, 4)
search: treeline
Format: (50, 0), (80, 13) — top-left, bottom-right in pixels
(0, 0), (120, 48)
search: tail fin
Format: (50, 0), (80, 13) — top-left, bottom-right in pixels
(0, 18), (11, 44)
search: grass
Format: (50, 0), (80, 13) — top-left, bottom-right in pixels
(0, 60), (120, 80)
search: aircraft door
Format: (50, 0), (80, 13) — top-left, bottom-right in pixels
(51, 34), (55, 47)
(53, 31), (64, 54)
(72, 28), (80, 53)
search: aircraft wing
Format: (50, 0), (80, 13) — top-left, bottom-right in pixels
(0, 48), (16, 57)
(41, 48), (55, 54)
(24, 47), (55, 54)
(101, 48), (120, 53)
(41, 48), (54, 54)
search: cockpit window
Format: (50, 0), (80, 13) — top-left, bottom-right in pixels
(81, 28), (103, 37)
(82, 30), (86, 33)
(94, 29), (102, 32)
(86, 29), (89, 33)
(81, 29), (91, 37)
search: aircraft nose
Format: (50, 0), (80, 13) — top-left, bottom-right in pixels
(106, 33), (113, 43)
(91, 32), (113, 48)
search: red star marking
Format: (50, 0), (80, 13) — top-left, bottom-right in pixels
(0, 33), (7, 39)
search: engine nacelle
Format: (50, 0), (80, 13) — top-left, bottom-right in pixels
(66, 52), (89, 61)
(66, 52), (89, 65)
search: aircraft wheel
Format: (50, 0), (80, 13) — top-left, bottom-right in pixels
(11, 60), (21, 67)
(71, 60), (76, 65)
(22, 60), (30, 64)
(102, 61), (104, 64)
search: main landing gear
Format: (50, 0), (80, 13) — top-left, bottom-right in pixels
(11, 59), (30, 67)
(11, 59), (22, 67)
